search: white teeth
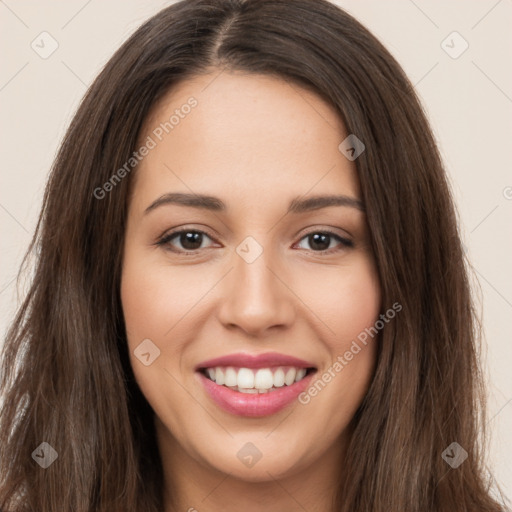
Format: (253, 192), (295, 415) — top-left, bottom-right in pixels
(273, 368), (285, 387)
(254, 369), (274, 389)
(237, 368), (255, 388)
(215, 367), (225, 386)
(203, 366), (311, 390)
(224, 367), (238, 387)
(295, 368), (307, 382)
(238, 387), (259, 394)
(284, 368), (297, 386)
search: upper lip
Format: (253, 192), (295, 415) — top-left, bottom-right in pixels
(195, 352), (316, 370)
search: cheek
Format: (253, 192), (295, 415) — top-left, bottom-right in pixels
(297, 255), (381, 343)
(120, 255), (197, 424)
(294, 256), (381, 422)
(120, 250), (217, 409)
(120, 252), (203, 344)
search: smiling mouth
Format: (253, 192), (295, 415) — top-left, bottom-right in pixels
(198, 366), (317, 394)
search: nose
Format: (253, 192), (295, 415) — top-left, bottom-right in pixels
(216, 242), (296, 337)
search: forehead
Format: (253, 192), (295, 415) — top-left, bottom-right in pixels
(131, 71), (361, 212)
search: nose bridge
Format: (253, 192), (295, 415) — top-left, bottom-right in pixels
(217, 235), (295, 334)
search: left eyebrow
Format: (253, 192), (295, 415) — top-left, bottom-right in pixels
(287, 194), (365, 213)
(143, 192), (365, 215)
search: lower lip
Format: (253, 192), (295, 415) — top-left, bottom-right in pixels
(197, 370), (315, 417)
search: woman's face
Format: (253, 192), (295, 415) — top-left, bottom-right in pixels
(121, 70), (381, 484)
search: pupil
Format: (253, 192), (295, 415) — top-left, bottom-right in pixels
(181, 232), (202, 250)
(310, 233), (330, 251)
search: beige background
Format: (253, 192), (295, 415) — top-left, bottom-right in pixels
(1, 0), (511, 501)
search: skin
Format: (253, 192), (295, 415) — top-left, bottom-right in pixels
(120, 69), (381, 512)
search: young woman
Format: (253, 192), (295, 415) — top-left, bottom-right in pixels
(0, 0), (508, 510)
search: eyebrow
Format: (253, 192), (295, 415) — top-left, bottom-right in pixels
(143, 192), (365, 215)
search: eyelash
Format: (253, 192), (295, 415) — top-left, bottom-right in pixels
(155, 228), (354, 255)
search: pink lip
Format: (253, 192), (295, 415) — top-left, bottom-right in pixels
(195, 351), (316, 370)
(197, 371), (316, 417)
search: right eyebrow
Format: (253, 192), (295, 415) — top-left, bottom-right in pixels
(144, 192), (225, 214)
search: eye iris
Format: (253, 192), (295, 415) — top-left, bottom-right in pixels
(309, 233), (330, 251)
(180, 231), (203, 250)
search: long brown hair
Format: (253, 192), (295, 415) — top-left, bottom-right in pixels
(0, 0), (508, 510)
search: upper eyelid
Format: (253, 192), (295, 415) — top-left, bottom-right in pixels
(159, 227), (217, 244)
(159, 225), (351, 240)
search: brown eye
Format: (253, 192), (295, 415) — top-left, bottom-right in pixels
(295, 231), (353, 253)
(156, 228), (353, 255)
(157, 229), (215, 253)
